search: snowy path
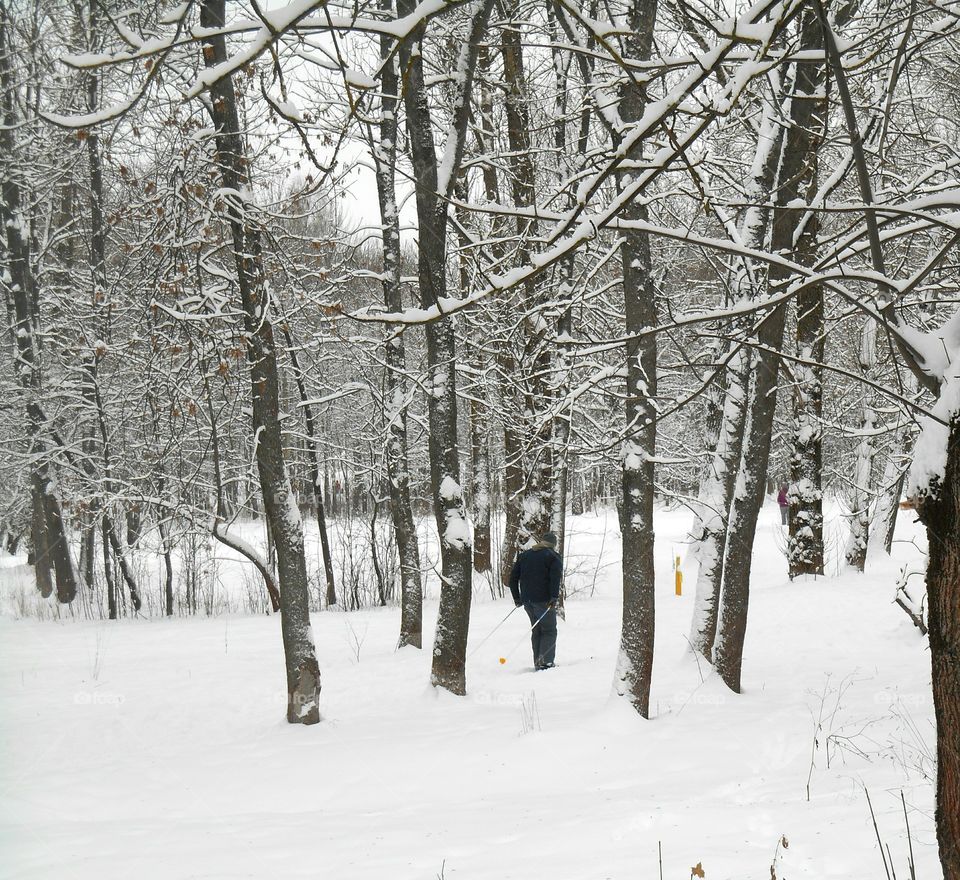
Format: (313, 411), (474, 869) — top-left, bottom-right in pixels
(0, 505), (938, 879)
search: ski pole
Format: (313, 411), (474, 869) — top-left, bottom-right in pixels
(467, 604), (522, 659)
(499, 607), (552, 665)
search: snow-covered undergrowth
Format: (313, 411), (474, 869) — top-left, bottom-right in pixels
(0, 503), (936, 879)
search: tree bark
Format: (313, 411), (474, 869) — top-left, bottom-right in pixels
(688, 97), (783, 657)
(918, 424), (960, 880)
(374, 9), (423, 645)
(279, 325), (338, 608)
(473, 45), (524, 589)
(500, 3), (554, 550)
(787, 102), (827, 577)
(469, 363), (493, 575)
(715, 10), (826, 691)
(200, 0), (320, 723)
(845, 321), (878, 571)
(397, 0), (491, 693)
(613, 0), (659, 718)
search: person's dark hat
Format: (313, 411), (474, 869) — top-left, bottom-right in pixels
(540, 532), (558, 547)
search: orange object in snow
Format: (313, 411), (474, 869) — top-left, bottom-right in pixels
(499, 657), (507, 664)
(675, 554), (682, 596)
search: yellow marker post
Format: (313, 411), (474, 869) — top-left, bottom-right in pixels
(674, 554), (682, 596)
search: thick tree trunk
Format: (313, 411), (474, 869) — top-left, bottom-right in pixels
(31, 485), (54, 599)
(918, 423), (960, 880)
(613, 0), (659, 719)
(397, 0), (491, 693)
(374, 14), (423, 644)
(200, 0), (320, 723)
(786, 42), (828, 580)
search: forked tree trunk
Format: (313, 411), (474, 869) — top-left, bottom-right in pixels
(397, 0), (491, 693)
(200, 0), (320, 723)
(715, 9), (827, 691)
(613, 0), (659, 719)
(279, 325), (338, 609)
(688, 97), (783, 657)
(688, 348), (748, 657)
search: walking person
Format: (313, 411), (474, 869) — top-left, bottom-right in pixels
(777, 484), (789, 526)
(508, 532), (562, 670)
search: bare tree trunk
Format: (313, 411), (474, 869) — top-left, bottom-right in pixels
(473, 46), (525, 588)
(786, 39), (828, 580)
(688, 349), (748, 657)
(159, 516), (174, 617)
(373, 10), (423, 644)
(918, 427), (960, 880)
(469, 351), (493, 575)
(688, 97), (784, 658)
(845, 321), (878, 571)
(500, 4), (554, 550)
(613, 0), (659, 719)
(397, 0), (491, 693)
(871, 421), (912, 556)
(547, 30), (577, 561)
(279, 325), (337, 608)
(101, 515), (116, 619)
(0, 8), (78, 605)
(31, 485), (53, 599)
(715, 10), (826, 691)
(200, 0), (320, 723)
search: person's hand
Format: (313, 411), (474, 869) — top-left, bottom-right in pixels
(547, 600), (557, 610)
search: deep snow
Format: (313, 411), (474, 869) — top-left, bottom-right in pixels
(0, 502), (938, 879)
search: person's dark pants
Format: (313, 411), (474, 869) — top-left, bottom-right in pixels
(524, 602), (557, 669)
(780, 505), (788, 525)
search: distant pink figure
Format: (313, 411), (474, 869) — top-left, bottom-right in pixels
(777, 484), (789, 526)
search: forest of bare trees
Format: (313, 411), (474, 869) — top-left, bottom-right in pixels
(3, 0), (960, 874)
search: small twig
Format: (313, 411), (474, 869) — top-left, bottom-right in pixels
(865, 787), (892, 880)
(902, 791), (917, 880)
(683, 634), (706, 684)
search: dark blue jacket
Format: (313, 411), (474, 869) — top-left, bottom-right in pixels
(509, 546), (562, 605)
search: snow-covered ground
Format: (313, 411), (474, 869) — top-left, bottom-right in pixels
(0, 502), (937, 879)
